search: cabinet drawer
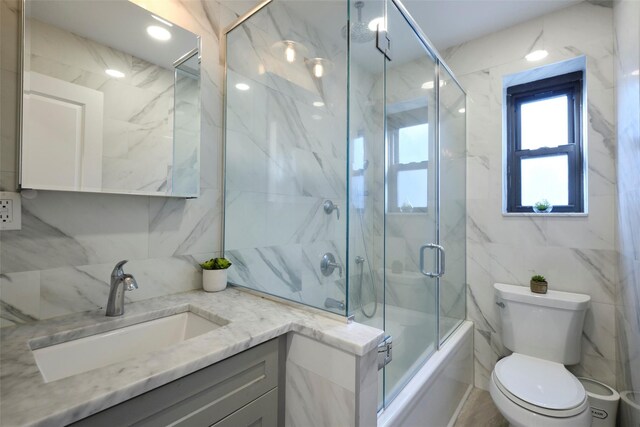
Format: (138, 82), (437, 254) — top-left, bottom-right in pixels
(71, 338), (279, 427)
(210, 388), (278, 427)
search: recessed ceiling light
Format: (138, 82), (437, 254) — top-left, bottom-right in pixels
(632, 69), (640, 76)
(235, 83), (250, 91)
(151, 15), (173, 27)
(147, 25), (172, 41)
(458, 108), (466, 114)
(422, 81), (434, 90)
(368, 17), (385, 32)
(313, 101), (325, 107)
(105, 69), (125, 78)
(525, 49), (548, 62)
(421, 80), (446, 90)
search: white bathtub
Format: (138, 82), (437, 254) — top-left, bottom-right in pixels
(378, 320), (474, 427)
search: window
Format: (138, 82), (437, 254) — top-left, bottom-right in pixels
(506, 71), (584, 213)
(387, 107), (429, 212)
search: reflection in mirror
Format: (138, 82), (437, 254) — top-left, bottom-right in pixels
(21, 0), (200, 197)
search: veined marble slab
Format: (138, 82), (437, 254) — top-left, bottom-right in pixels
(0, 287), (383, 427)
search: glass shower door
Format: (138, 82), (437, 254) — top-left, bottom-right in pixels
(382, 0), (439, 405)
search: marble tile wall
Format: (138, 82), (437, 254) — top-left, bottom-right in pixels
(442, 2), (618, 389)
(613, 0), (640, 425)
(285, 333), (358, 426)
(0, 0), (223, 327)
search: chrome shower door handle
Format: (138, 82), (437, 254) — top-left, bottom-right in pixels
(419, 243), (445, 278)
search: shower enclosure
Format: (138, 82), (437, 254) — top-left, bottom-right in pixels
(223, 0), (466, 411)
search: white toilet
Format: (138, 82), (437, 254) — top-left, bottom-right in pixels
(489, 283), (592, 427)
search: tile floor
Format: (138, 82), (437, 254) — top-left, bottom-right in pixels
(453, 388), (508, 427)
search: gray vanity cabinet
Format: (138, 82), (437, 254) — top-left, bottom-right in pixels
(71, 338), (284, 427)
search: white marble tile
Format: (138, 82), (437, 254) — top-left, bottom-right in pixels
(1, 191), (150, 273)
(148, 189), (221, 257)
(614, 0), (640, 418)
(582, 301), (616, 361)
(0, 271), (40, 324)
(285, 359), (355, 427)
(287, 333), (356, 393)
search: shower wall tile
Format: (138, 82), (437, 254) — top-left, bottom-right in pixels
(0, 0), (223, 326)
(614, 0), (640, 424)
(447, 2), (618, 389)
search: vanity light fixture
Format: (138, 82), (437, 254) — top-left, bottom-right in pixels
(151, 15), (173, 27)
(147, 25), (172, 41)
(525, 49), (548, 62)
(368, 17), (385, 32)
(458, 108), (466, 114)
(235, 83), (250, 91)
(105, 69), (125, 78)
(305, 58), (333, 79)
(313, 101), (325, 107)
(285, 43), (296, 63)
(271, 40), (307, 64)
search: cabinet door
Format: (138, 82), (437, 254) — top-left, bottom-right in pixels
(71, 338), (280, 427)
(209, 388), (278, 427)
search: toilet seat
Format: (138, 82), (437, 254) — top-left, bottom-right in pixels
(493, 353), (587, 418)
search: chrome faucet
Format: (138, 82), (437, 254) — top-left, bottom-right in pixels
(106, 260), (138, 316)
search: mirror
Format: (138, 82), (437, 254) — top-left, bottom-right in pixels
(20, 0), (200, 197)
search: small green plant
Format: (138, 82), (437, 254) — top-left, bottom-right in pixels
(533, 199), (551, 211)
(531, 274), (547, 283)
(200, 257), (232, 270)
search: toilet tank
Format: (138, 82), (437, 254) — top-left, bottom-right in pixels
(494, 283), (590, 365)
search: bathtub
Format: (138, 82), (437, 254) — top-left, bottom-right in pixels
(377, 320), (474, 427)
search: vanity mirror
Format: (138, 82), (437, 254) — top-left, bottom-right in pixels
(20, 0), (201, 197)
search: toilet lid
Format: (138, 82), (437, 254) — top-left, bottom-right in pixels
(494, 353), (586, 411)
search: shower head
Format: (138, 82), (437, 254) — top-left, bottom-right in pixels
(342, 1), (375, 44)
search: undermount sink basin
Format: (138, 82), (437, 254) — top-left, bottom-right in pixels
(32, 312), (224, 383)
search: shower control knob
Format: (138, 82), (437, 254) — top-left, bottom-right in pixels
(320, 252), (343, 277)
(323, 200), (340, 220)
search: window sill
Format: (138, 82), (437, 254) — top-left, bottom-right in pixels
(502, 212), (588, 217)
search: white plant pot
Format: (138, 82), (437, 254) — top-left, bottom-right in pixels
(203, 269), (228, 292)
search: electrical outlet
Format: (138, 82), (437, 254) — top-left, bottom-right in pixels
(0, 192), (22, 231)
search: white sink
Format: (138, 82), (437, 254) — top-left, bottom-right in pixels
(32, 312), (224, 383)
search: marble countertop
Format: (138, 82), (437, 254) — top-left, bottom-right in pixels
(0, 287), (383, 427)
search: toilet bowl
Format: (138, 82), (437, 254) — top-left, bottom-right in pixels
(489, 354), (591, 426)
(490, 283), (592, 426)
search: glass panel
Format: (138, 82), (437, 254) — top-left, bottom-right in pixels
(397, 169), (428, 209)
(521, 155), (569, 205)
(399, 123), (429, 163)
(383, 0), (438, 407)
(347, 0), (386, 411)
(224, 1), (348, 314)
(520, 95), (569, 150)
(438, 65), (466, 344)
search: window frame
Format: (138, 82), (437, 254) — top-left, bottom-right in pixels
(506, 71), (584, 213)
(387, 109), (429, 213)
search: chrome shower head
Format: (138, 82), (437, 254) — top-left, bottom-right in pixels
(342, 1), (375, 44)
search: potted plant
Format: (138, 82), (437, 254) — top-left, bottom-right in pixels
(530, 274), (548, 294)
(533, 199), (553, 213)
(200, 257), (232, 292)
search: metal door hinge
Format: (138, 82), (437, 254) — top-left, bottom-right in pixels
(376, 29), (391, 61)
(378, 336), (393, 370)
